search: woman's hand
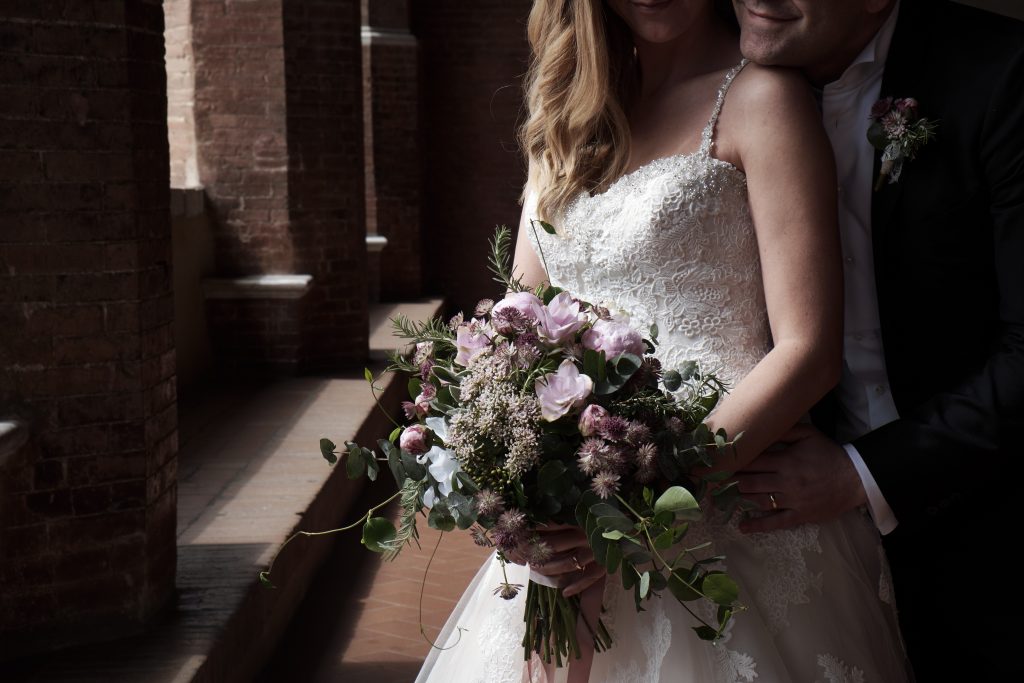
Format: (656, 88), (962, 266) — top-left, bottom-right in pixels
(506, 523), (605, 597)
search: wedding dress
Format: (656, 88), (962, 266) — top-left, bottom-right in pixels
(416, 61), (908, 683)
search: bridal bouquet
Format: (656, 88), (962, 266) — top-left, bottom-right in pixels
(265, 226), (744, 666)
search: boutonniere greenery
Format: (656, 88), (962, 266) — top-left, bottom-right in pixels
(868, 97), (938, 191)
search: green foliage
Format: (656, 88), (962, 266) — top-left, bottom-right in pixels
(488, 225), (526, 293)
(380, 478), (424, 561)
(320, 438), (337, 465)
(362, 516), (397, 553)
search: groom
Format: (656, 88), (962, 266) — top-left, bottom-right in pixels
(733, 0), (1024, 678)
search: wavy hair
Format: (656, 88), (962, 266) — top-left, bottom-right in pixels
(519, 0), (637, 222)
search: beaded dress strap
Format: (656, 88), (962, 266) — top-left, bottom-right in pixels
(699, 58), (750, 158)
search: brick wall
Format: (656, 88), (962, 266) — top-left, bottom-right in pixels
(411, 0), (532, 314)
(191, 0), (367, 370)
(362, 0), (422, 300)
(0, 0), (177, 655)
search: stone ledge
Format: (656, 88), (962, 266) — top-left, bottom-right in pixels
(202, 275), (314, 300)
(0, 300), (444, 683)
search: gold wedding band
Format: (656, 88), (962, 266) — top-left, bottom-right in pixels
(769, 493), (779, 510)
(571, 555), (584, 572)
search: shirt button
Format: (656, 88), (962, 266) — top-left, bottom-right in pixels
(874, 384), (887, 395)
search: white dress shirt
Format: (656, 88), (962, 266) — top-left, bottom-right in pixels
(821, 3), (902, 535)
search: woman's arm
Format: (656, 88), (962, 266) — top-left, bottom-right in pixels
(511, 179), (551, 290)
(707, 64), (843, 470)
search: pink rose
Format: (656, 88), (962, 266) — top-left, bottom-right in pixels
(582, 319), (645, 358)
(871, 96), (893, 119)
(895, 97), (918, 114)
(399, 424), (430, 455)
(455, 319), (493, 366)
(491, 291), (544, 334)
(578, 404), (609, 437)
(538, 292), (586, 346)
(535, 359), (593, 422)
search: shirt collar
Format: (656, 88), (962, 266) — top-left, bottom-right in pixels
(826, 0), (901, 93)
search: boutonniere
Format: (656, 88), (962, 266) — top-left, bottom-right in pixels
(867, 97), (938, 191)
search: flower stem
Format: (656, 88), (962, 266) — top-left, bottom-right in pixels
(258, 490), (401, 587)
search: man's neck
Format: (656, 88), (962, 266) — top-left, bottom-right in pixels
(804, 1), (899, 87)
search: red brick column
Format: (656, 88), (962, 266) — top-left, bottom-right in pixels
(0, 0), (177, 655)
(411, 0), (532, 314)
(192, 0), (368, 370)
(362, 0), (422, 301)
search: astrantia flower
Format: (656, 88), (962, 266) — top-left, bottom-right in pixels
(448, 312), (464, 330)
(474, 489), (505, 517)
(471, 525), (492, 547)
(491, 528), (520, 552)
(526, 539), (553, 566)
(599, 415), (630, 442)
(537, 292), (586, 345)
(582, 319), (645, 358)
(535, 359), (593, 422)
(414, 341), (434, 365)
(497, 508), (527, 534)
(494, 582), (523, 600)
(591, 471), (621, 499)
(636, 442), (658, 468)
(577, 438), (608, 476)
(474, 298), (495, 317)
(626, 421), (652, 445)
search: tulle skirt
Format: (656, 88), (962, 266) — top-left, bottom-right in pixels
(416, 509), (909, 683)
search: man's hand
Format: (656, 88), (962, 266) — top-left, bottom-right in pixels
(735, 423), (868, 533)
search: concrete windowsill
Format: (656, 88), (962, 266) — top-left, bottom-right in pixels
(203, 274), (314, 300)
(0, 419), (28, 467)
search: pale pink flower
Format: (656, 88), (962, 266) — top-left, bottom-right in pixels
(535, 359), (594, 422)
(491, 291), (544, 329)
(537, 292), (586, 346)
(454, 319), (493, 366)
(582, 319), (645, 358)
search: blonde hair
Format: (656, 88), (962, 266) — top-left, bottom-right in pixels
(520, 0), (637, 222)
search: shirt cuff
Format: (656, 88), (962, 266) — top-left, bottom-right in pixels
(842, 443), (898, 535)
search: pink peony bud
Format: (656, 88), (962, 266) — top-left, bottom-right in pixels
(578, 404), (609, 437)
(400, 424), (430, 455)
(582, 319), (645, 358)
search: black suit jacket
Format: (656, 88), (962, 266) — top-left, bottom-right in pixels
(844, 1), (1024, 677)
(854, 0), (1024, 530)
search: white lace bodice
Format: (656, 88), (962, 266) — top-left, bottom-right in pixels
(419, 60), (907, 683)
(528, 60), (770, 385)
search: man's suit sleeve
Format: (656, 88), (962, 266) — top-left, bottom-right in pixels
(852, 44), (1024, 529)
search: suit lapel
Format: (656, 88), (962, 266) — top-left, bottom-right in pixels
(870, 2), (920, 240)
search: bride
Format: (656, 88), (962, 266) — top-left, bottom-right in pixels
(418, 1), (909, 681)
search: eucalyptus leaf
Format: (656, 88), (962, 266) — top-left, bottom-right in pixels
(654, 486), (700, 516)
(668, 572), (702, 602)
(346, 443), (366, 479)
(427, 503), (456, 531)
(653, 529), (674, 550)
(400, 451), (426, 480)
(662, 369), (682, 392)
(541, 286), (565, 305)
(364, 367), (374, 383)
(692, 625), (719, 642)
(639, 571), (651, 599)
(678, 360), (698, 380)
(362, 516), (397, 552)
(388, 426), (402, 444)
(320, 438), (337, 465)
(702, 573), (740, 606)
(537, 460), (570, 497)
(602, 530), (626, 540)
